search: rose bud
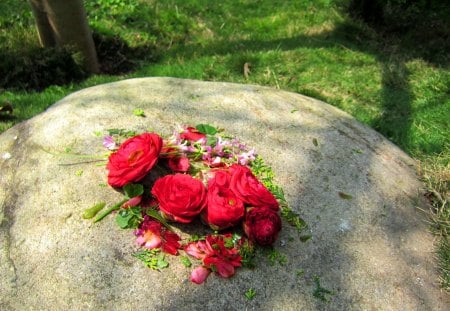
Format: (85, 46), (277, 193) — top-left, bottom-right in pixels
(243, 207), (282, 246)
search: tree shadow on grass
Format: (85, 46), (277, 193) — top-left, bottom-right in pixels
(164, 17), (448, 157)
(0, 31), (159, 92)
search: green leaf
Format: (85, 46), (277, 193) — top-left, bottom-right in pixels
(75, 169), (83, 176)
(299, 234), (312, 242)
(157, 256), (169, 269)
(115, 206), (143, 229)
(281, 206), (308, 233)
(244, 288), (256, 300)
(180, 256), (192, 267)
(116, 211), (132, 228)
(133, 108), (145, 117)
(123, 183), (144, 198)
(205, 135), (217, 146)
(82, 202), (106, 219)
(195, 124), (217, 135)
(338, 192), (353, 200)
(313, 275), (335, 302)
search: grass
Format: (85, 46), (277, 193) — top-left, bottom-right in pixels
(0, 0), (449, 290)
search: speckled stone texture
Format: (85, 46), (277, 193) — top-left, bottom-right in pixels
(0, 78), (446, 310)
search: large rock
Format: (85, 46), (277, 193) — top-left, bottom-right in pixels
(0, 78), (446, 310)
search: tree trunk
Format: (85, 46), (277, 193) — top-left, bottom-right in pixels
(29, 0), (99, 73)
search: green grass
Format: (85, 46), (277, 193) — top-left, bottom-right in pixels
(0, 0), (449, 290)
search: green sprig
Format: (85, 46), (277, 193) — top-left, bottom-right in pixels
(132, 249), (169, 271)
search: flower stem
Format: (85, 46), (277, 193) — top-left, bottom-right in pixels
(94, 199), (127, 223)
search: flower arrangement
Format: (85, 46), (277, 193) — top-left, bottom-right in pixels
(84, 124), (307, 284)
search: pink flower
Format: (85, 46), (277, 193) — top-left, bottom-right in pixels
(190, 266), (211, 284)
(135, 216), (181, 255)
(103, 136), (116, 150)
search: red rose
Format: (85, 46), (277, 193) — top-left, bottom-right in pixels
(203, 170), (245, 230)
(151, 174), (207, 223)
(243, 207), (282, 246)
(180, 127), (206, 142)
(229, 164), (279, 210)
(107, 133), (162, 188)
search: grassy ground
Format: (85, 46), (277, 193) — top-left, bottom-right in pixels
(1, 0), (449, 289)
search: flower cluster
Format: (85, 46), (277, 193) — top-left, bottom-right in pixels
(92, 124), (285, 284)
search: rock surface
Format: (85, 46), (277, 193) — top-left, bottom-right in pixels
(0, 77), (446, 310)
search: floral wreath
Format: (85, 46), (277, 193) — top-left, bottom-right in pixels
(83, 124), (307, 284)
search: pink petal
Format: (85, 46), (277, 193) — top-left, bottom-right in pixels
(190, 266), (211, 284)
(185, 242), (206, 259)
(122, 196), (142, 208)
(140, 232), (162, 249)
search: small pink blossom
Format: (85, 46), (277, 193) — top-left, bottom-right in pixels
(103, 136), (116, 150)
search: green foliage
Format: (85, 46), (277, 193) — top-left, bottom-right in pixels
(263, 247), (287, 266)
(123, 183), (144, 199)
(107, 128), (137, 138)
(195, 124), (218, 135)
(180, 256), (192, 268)
(239, 239), (256, 268)
(132, 249), (169, 271)
(251, 156), (308, 234)
(133, 108), (145, 117)
(313, 275), (335, 302)
(244, 288), (256, 300)
(437, 237), (450, 290)
(116, 206), (143, 229)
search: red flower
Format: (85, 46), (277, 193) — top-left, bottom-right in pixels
(229, 164), (279, 210)
(202, 170), (245, 230)
(243, 207), (282, 246)
(152, 174), (207, 223)
(107, 133), (162, 187)
(135, 216), (181, 255)
(180, 127), (206, 142)
(185, 234), (243, 284)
